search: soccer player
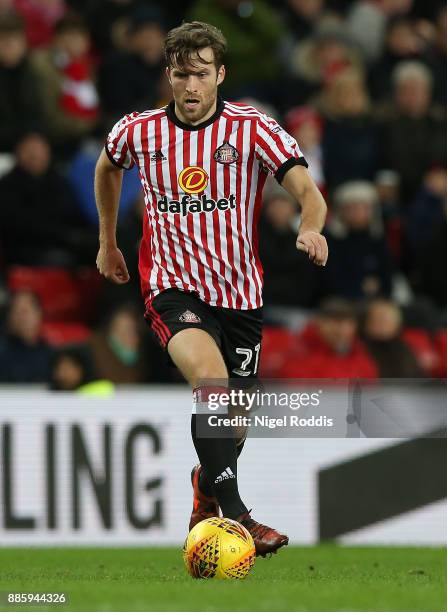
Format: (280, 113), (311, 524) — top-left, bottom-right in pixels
(95, 21), (328, 557)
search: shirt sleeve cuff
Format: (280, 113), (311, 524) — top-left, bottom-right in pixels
(104, 143), (127, 170)
(275, 157), (308, 184)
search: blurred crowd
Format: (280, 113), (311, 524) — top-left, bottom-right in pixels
(1, 0), (447, 388)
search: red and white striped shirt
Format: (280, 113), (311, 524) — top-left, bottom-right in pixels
(105, 98), (307, 310)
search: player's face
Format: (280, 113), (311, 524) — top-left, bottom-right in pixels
(167, 46), (225, 125)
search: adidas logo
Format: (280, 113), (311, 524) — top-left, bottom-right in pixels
(150, 149), (166, 162)
(214, 467), (235, 484)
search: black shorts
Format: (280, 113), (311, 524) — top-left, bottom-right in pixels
(144, 288), (263, 379)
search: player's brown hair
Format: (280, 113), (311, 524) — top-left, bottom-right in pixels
(164, 21), (227, 70)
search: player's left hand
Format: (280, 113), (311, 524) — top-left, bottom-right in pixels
(296, 231), (328, 266)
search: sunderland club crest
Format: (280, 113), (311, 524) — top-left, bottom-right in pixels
(214, 141), (239, 165)
(179, 310), (201, 323)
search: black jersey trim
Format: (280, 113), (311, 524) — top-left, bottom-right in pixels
(165, 96), (225, 131)
(275, 156), (308, 184)
(104, 143), (127, 170)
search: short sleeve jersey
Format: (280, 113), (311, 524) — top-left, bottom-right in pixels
(105, 98), (307, 309)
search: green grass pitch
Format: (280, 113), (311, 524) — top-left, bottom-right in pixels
(0, 546), (446, 612)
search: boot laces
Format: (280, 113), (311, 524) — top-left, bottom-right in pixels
(241, 515), (271, 539)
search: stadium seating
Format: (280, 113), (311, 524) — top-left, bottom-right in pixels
(41, 321), (92, 346)
(259, 326), (296, 377)
(401, 328), (440, 376)
(7, 266), (102, 322)
(433, 330), (447, 377)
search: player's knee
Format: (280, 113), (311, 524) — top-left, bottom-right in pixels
(191, 361), (228, 389)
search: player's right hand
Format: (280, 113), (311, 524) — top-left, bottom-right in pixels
(96, 245), (130, 284)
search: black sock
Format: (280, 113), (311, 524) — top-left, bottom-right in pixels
(236, 436), (246, 458)
(191, 386), (247, 519)
(198, 435), (246, 497)
(198, 466), (214, 498)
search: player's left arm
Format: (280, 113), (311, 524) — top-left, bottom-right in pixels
(281, 165), (328, 267)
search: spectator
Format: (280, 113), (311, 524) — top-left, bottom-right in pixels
(375, 170), (403, 264)
(0, 132), (96, 266)
(320, 68), (379, 190)
(0, 0), (15, 18)
(378, 61), (447, 203)
(282, 0), (324, 42)
(86, 0), (144, 55)
(414, 197), (447, 309)
(31, 14), (99, 153)
(0, 14), (44, 152)
(50, 345), (115, 394)
(98, 5), (165, 127)
(279, 298), (377, 379)
(67, 140), (141, 227)
(284, 105), (325, 194)
(369, 17), (425, 101)
(346, 0), (400, 62)
(89, 304), (151, 384)
(405, 167), (447, 267)
(188, 0), (283, 101)
(15, 0), (66, 48)
(362, 298), (423, 377)
(286, 26), (363, 107)
(429, 6), (447, 107)
(259, 187), (319, 308)
(50, 344), (94, 390)
(83, 0), (175, 57)
(0, 290), (52, 383)
(348, 1), (416, 64)
(322, 181), (393, 299)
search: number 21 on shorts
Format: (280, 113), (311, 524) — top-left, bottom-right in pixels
(232, 343), (260, 377)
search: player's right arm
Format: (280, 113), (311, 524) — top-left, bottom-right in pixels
(94, 148), (130, 284)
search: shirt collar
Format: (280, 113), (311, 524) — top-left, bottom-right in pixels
(165, 96), (225, 131)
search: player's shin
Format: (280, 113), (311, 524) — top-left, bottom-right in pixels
(191, 386), (248, 519)
(236, 434), (247, 458)
(198, 430), (246, 497)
